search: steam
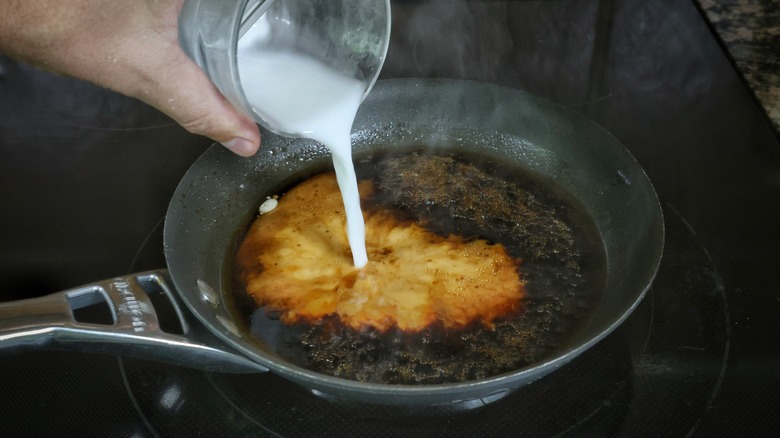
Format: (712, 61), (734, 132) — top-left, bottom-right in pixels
(387, 1), (514, 81)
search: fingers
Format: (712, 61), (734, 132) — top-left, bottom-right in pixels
(133, 47), (261, 157)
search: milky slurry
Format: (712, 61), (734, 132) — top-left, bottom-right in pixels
(237, 41), (368, 268)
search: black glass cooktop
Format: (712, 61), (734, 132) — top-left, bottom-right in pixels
(1, 0), (778, 436)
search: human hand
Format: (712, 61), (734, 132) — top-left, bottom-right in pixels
(0, 0), (260, 156)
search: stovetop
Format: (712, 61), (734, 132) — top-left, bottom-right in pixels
(1, 0), (779, 436)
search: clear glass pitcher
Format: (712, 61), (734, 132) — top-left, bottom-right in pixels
(178, 0), (391, 136)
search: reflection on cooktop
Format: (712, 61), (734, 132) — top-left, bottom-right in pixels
(119, 207), (728, 437)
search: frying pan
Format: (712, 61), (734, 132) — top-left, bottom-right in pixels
(0, 79), (663, 407)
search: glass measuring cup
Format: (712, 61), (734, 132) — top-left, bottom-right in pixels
(179, 0), (391, 136)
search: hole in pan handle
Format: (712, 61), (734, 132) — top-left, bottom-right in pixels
(0, 270), (268, 374)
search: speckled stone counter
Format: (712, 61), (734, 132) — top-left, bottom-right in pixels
(697, 0), (780, 134)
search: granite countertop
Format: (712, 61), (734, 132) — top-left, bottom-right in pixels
(697, 0), (780, 135)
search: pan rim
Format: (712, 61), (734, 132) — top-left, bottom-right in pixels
(164, 77), (665, 401)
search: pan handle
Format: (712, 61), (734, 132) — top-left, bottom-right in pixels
(0, 270), (268, 374)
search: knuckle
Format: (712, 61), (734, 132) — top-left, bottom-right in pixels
(180, 112), (225, 139)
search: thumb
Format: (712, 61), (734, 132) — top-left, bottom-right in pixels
(139, 51), (261, 157)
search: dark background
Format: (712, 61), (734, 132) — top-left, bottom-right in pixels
(1, 0), (779, 436)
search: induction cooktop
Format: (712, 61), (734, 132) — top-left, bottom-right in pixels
(1, 0), (778, 436)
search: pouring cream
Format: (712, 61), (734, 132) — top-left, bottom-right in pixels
(236, 43), (368, 268)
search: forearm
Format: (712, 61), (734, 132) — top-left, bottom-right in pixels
(0, 0), (97, 73)
(0, 0), (176, 96)
(0, 0), (260, 155)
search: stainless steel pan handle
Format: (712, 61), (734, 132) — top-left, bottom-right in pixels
(0, 270), (268, 373)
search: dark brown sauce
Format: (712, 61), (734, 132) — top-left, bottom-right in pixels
(228, 148), (606, 384)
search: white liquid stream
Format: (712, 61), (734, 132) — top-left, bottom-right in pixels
(237, 41), (369, 268)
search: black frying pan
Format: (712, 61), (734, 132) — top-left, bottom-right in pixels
(0, 79), (663, 406)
